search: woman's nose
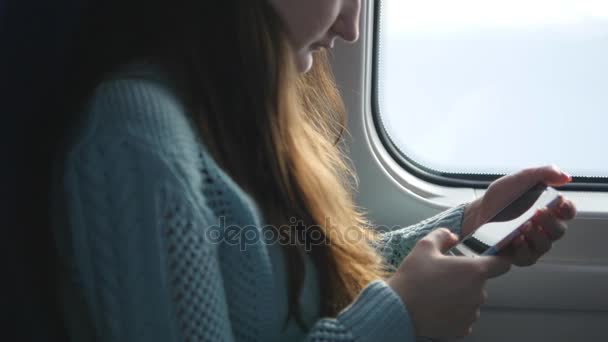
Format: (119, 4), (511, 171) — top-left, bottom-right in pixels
(332, 0), (361, 43)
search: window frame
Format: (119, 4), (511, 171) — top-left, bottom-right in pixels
(370, 0), (608, 192)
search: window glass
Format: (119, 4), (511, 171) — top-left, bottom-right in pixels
(376, 0), (608, 179)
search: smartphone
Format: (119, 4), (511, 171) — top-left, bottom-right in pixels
(448, 183), (562, 257)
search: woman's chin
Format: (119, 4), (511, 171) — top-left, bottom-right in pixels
(296, 51), (314, 74)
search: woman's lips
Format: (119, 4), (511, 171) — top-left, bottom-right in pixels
(310, 43), (332, 52)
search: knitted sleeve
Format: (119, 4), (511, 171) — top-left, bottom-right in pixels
(377, 204), (468, 270)
(306, 280), (417, 342)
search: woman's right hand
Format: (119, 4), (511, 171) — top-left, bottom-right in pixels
(387, 228), (512, 339)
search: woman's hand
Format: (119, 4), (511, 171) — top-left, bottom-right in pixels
(462, 166), (577, 266)
(387, 228), (511, 339)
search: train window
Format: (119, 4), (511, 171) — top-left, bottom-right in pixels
(374, 0), (608, 188)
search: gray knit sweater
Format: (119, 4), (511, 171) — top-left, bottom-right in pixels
(51, 65), (466, 342)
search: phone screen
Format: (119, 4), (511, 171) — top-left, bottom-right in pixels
(452, 183), (560, 256)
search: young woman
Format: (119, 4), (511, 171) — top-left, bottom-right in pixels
(51, 0), (576, 341)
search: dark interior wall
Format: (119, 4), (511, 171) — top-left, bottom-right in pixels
(1, 1), (86, 340)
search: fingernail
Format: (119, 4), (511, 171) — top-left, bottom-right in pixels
(562, 172), (573, 181)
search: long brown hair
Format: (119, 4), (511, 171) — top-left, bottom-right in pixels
(61, 0), (386, 321)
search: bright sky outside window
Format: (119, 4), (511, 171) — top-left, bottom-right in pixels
(376, 0), (608, 178)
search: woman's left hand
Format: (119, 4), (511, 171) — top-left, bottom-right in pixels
(463, 166), (577, 266)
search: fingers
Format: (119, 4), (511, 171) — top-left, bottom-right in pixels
(445, 249), (512, 279)
(450, 306), (481, 338)
(507, 209), (566, 267)
(534, 208), (568, 241)
(508, 165), (568, 190)
(475, 255), (512, 279)
(461, 310), (480, 337)
(554, 198), (577, 221)
(530, 165), (572, 187)
(523, 225), (552, 256)
(473, 309), (481, 324)
(511, 235), (535, 266)
(420, 228), (459, 254)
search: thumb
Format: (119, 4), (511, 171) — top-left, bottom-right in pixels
(475, 255), (512, 279)
(528, 165), (572, 187)
(422, 228), (460, 254)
